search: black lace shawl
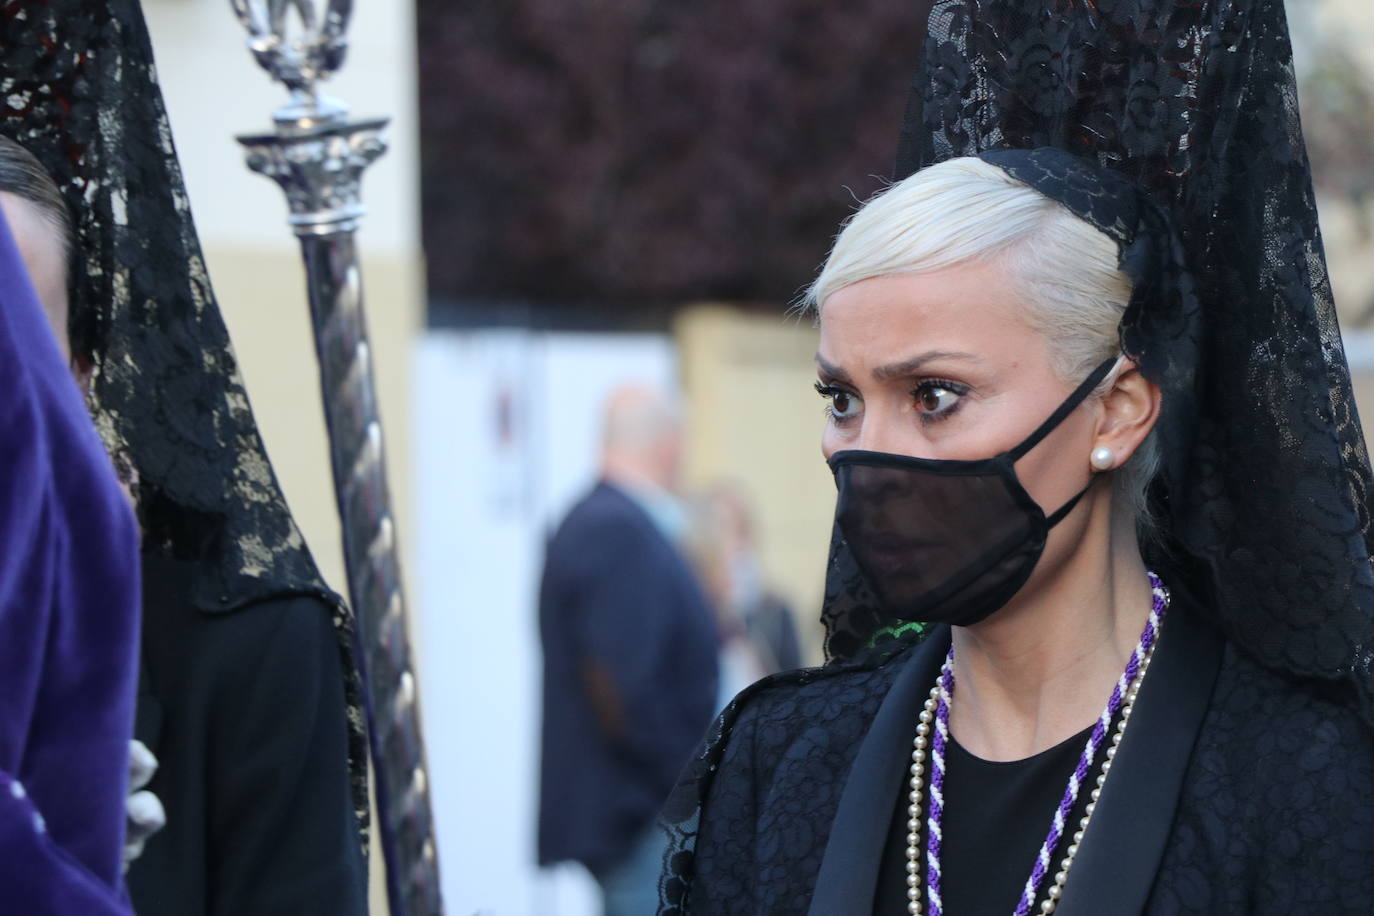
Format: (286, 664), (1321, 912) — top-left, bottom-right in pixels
(0, 1), (369, 843)
(660, 0), (1374, 909)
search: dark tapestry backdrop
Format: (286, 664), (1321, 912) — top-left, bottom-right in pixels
(417, 0), (923, 320)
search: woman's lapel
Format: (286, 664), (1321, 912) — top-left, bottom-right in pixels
(1055, 604), (1224, 916)
(808, 627), (952, 916)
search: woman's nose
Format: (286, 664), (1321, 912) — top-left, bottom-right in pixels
(855, 407), (906, 455)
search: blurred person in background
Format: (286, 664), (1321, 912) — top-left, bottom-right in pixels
(0, 162), (141, 914)
(538, 384), (719, 916)
(684, 484), (806, 708)
(695, 483), (805, 675)
(1, 5), (371, 912)
(683, 493), (767, 710)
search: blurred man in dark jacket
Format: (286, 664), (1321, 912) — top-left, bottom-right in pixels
(538, 385), (719, 916)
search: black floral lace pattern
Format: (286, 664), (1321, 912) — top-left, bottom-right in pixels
(0, 1), (369, 845)
(658, 641), (915, 914)
(1143, 645), (1374, 916)
(819, 518), (909, 661)
(1146, 644), (1374, 914)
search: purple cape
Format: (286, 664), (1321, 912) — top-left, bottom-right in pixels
(0, 207), (140, 911)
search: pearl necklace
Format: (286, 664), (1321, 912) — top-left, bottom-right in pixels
(904, 572), (1169, 916)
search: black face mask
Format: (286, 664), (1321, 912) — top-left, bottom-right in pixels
(827, 358), (1117, 628)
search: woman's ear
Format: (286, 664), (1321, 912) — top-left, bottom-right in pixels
(1093, 360), (1160, 467)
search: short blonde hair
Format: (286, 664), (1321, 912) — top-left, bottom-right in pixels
(805, 156), (1159, 530)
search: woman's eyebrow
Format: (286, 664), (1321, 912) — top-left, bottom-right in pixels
(814, 354), (852, 384)
(871, 350), (981, 381)
(817, 350), (982, 384)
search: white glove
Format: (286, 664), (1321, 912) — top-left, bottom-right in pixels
(122, 740), (165, 873)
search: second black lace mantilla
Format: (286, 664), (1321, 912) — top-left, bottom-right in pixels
(0, 0), (370, 845)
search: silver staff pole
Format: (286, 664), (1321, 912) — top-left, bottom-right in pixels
(229, 2), (441, 913)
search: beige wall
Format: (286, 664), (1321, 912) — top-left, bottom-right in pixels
(676, 304), (835, 662)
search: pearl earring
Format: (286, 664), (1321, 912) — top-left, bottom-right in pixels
(1090, 446), (1115, 471)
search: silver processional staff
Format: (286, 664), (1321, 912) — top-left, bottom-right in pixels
(228, 1), (443, 913)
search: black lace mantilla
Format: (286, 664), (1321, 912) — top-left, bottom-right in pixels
(0, 1), (369, 845)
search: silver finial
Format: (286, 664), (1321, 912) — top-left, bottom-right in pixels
(230, 0), (355, 124)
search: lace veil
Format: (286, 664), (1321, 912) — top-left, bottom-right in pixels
(0, 0), (370, 842)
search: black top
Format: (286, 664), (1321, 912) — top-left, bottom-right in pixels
(127, 554), (368, 916)
(874, 723), (1096, 914)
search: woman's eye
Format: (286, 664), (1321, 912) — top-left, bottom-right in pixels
(914, 383), (962, 415)
(815, 383), (861, 421)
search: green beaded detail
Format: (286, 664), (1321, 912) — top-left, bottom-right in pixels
(867, 619), (930, 647)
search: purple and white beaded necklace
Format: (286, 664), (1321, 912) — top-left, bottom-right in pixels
(903, 571), (1169, 916)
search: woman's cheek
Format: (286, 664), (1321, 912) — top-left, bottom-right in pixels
(821, 422), (852, 460)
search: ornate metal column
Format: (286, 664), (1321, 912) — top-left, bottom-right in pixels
(229, 3), (442, 913)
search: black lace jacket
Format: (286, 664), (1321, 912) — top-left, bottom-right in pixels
(661, 593), (1374, 914)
